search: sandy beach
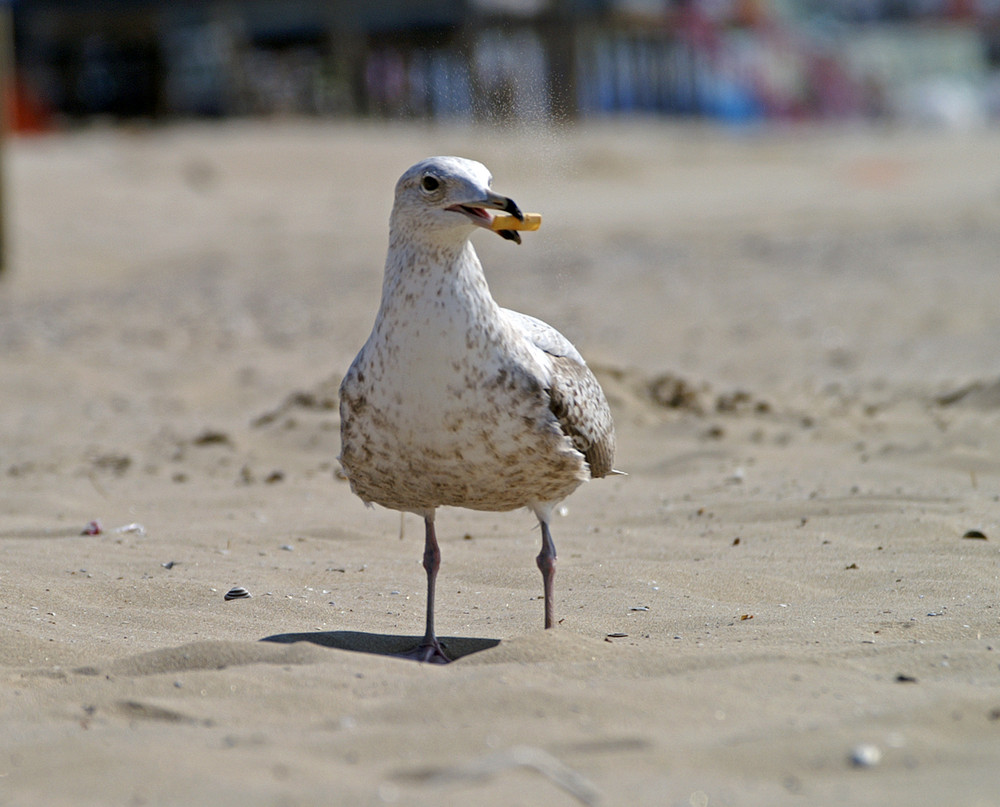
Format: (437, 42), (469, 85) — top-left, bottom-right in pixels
(2, 119), (1000, 806)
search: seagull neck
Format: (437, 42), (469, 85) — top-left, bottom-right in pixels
(387, 225), (473, 266)
(381, 235), (496, 311)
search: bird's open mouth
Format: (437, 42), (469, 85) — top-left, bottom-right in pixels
(447, 195), (525, 243)
(446, 204), (494, 224)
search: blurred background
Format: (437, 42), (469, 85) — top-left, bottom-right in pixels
(6, 0), (1000, 132)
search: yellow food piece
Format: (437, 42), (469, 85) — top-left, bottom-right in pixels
(490, 213), (542, 232)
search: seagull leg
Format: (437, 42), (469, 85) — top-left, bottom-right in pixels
(536, 520), (557, 629)
(398, 514), (451, 664)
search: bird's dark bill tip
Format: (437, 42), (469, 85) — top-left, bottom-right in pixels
(498, 229), (522, 244)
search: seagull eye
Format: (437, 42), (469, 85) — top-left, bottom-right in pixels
(421, 175), (440, 193)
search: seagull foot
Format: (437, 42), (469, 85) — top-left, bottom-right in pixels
(396, 639), (451, 664)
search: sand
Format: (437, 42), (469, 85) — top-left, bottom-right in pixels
(2, 119), (1000, 806)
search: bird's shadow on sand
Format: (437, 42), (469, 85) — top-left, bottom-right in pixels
(261, 630), (500, 662)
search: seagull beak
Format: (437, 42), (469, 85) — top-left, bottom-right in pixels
(486, 191), (525, 221)
(447, 191), (525, 244)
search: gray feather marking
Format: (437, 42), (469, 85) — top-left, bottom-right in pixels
(547, 355), (616, 479)
(501, 309), (585, 364)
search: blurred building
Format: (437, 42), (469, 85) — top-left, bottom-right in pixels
(10, 0), (1000, 127)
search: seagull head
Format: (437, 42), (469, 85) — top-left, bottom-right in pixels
(392, 156), (525, 245)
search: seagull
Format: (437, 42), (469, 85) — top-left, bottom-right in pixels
(338, 156), (616, 663)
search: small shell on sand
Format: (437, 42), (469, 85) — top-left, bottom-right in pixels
(224, 586), (251, 601)
(849, 743), (882, 768)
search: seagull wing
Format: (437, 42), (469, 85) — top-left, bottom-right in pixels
(501, 309), (616, 479)
(503, 309), (586, 363)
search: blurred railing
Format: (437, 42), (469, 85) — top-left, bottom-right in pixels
(8, 1), (1000, 129)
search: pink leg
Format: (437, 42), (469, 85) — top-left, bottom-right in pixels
(398, 515), (450, 663)
(536, 521), (557, 629)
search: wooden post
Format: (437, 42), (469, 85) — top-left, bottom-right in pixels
(0, 0), (12, 277)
